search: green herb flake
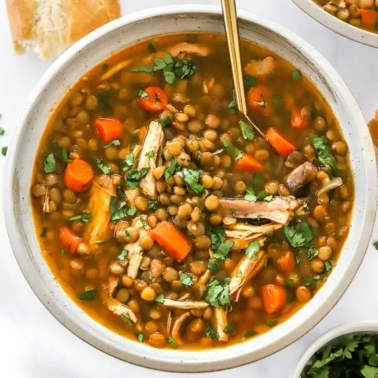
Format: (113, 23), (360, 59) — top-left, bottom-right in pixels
(168, 336), (178, 348)
(245, 241), (260, 260)
(244, 188), (257, 202)
(61, 148), (71, 163)
(1, 146), (7, 156)
(0, 128), (5, 135)
(176, 168), (204, 194)
(373, 241), (378, 250)
(243, 74), (257, 91)
(140, 217), (148, 229)
(224, 324), (234, 334)
(310, 107), (318, 120)
(312, 135), (337, 172)
(160, 115), (172, 128)
(285, 279), (295, 289)
(244, 329), (258, 338)
(147, 43), (156, 53)
(207, 259), (220, 274)
(236, 270), (242, 277)
(145, 150), (154, 158)
(137, 89), (149, 100)
(118, 249), (128, 261)
(155, 294), (164, 304)
(205, 326), (219, 339)
(43, 153), (57, 173)
(271, 93), (285, 109)
(223, 140), (242, 161)
(164, 159), (177, 180)
(96, 159), (113, 175)
(325, 260), (333, 272)
(213, 240), (234, 261)
(126, 206), (138, 217)
(97, 91), (110, 112)
(291, 69), (302, 81)
(121, 153), (134, 171)
(286, 294), (294, 303)
(307, 246), (319, 261)
(78, 288), (97, 301)
(304, 275), (321, 291)
(239, 120), (255, 141)
(104, 139), (121, 149)
(137, 333), (144, 343)
(284, 220), (313, 248)
(147, 200), (158, 212)
(124, 230), (131, 242)
(205, 277), (231, 308)
(69, 213), (92, 223)
(228, 99), (237, 114)
(40, 227), (47, 237)
(179, 272), (194, 287)
(264, 319), (278, 328)
(120, 313), (132, 326)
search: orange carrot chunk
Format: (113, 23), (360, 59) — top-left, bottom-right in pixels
(138, 86), (168, 113)
(150, 221), (191, 262)
(278, 252), (295, 274)
(291, 107), (308, 129)
(59, 226), (82, 254)
(63, 159), (94, 193)
(235, 152), (264, 172)
(94, 117), (124, 144)
(262, 284), (287, 314)
(360, 9), (378, 27)
(266, 127), (296, 156)
(247, 86), (271, 113)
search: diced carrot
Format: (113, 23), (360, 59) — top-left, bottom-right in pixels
(262, 284), (287, 314)
(235, 152), (264, 171)
(247, 86), (272, 112)
(291, 107), (308, 129)
(266, 127), (296, 156)
(150, 221), (191, 262)
(138, 86), (168, 113)
(360, 9), (378, 27)
(63, 158), (94, 193)
(59, 226), (82, 254)
(278, 252), (295, 274)
(94, 117), (124, 144)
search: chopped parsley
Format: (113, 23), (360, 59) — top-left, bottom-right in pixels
(145, 150), (154, 158)
(264, 319), (278, 328)
(207, 259), (220, 274)
(373, 241), (378, 250)
(118, 249), (128, 261)
(243, 74), (257, 90)
(285, 279), (295, 289)
(164, 159), (177, 180)
(312, 135), (337, 172)
(97, 91), (110, 112)
(245, 241), (260, 260)
(224, 324), (234, 334)
(205, 326), (219, 339)
(43, 153), (57, 173)
(304, 275), (321, 291)
(223, 140), (242, 161)
(325, 260), (333, 272)
(78, 288), (97, 301)
(96, 159), (113, 175)
(109, 196), (138, 221)
(126, 167), (149, 190)
(147, 200), (158, 212)
(124, 230), (130, 241)
(121, 153), (134, 171)
(137, 89), (149, 100)
(307, 246), (319, 261)
(147, 43), (156, 53)
(1, 146), (7, 156)
(239, 120), (255, 140)
(213, 240), (233, 260)
(205, 277), (231, 308)
(244, 188), (273, 202)
(271, 93), (285, 109)
(137, 333), (144, 343)
(291, 69), (302, 81)
(0, 128), (4, 135)
(160, 115), (172, 128)
(284, 220), (313, 248)
(120, 313), (132, 325)
(69, 213), (92, 223)
(179, 272), (194, 287)
(140, 217), (148, 229)
(244, 329), (258, 338)
(61, 148), (71, 164)
(155, 294), (164, 304)
(168, 336), (178, 348)
(176, 168), (204, 194)
(104, 139), (121, 148)
(228, 99), (237, 114)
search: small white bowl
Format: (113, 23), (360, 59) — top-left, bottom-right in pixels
(3, 4), (377, 373)
(291, 320), (378, 377)
(292, 0), (378, 48)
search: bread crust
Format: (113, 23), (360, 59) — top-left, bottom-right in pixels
(6, 0), (121, 58)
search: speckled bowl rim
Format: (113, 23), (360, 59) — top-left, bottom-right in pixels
(290, 320), (378, 377)
(3, 4), (377, 373)
(292, 0), (378, 48)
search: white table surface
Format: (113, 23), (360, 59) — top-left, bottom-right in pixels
(1, 1), (378, 377)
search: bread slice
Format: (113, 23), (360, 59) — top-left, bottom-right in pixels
(6, 0), (121, 59)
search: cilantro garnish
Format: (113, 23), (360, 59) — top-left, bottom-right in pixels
(155, 294), (164, 303)
(244, 188), (273, 202)
(213, 240), (233, 260)
(307, 246), (319, 261)
(168, 336), (178, 348)
(0, 128), (4, 135)
(78, 288), (97, 301)
(264, 319), (278, 328)
(97, 91), (110, 112)
(228, 99), (237, 114)
(120, 153), (135, 171)
(239, 120), (255, 140)
(205, 326), (219, 339)
(223, 140), (242, 161)
(164, 159), (177, 180)
(284, 220), (313, 248)
(43, 153), (57, 173)
(243, 74), (257, 91)
(373, 241), (378, 250)
(179, 272), (194, 287)
(147, 200), (158, 212)
(137, 89), (149, 100)
(104, 139), (121, 149)
(118, 249), (128, 261)
(244, 329), (258, 338)
(245, 241), (260, 260)
(120, 313), (132, 325)
(312, 135), (337, 172)
(304, 275), (321, 291)
(1, 146), (7, 156)
(160, 115), (172, 128)
(205, 277), (231, 308)
(207, 259), (220, 274)
(96, 159), (113, 175)
(224, 324), (234, 334)
(291, 69), (302, 81)
(137, 333), (144, 343)
(145, 150), (154, 158)
(61, 148), (71, 164)
(176, 168), (204, 194)
(69, 213), (92, 223)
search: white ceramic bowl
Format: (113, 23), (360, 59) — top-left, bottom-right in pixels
(3, 4), (377, 373)
(292, 0), (378, 48)
(291, 320), (378, 377)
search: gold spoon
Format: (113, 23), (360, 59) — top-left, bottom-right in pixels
(220, 0), (265, 138)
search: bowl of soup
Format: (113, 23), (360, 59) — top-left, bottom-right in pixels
(3, 4), (377, 372)
(292, 0), (378, 48)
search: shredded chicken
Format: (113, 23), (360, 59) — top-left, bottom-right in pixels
(169, 42), (209, 57)
(285, 162), (317, 195)
(162, 298), (209, 310)
(171, 312), (191, 345)
(218, 196), (299, 225)
(213, 308), (228, 342)
(83, 175), (116, 253)
(42, 190), (50, 213)
(108, 301), (138, 323)
(194, 269), (212, 287)
(230, 251), (266, 301)
(108, 276), (119, 297)
(317, 177), (343, 197)
(137, 121), (164, 199)
(244, 56), (276, 77)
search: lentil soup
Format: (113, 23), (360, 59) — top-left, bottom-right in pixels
(31, 33), (354, 349)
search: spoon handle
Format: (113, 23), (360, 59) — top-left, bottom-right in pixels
(221, 0), (247, 115)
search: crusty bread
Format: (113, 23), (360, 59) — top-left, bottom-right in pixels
(6, 0), (121, 59)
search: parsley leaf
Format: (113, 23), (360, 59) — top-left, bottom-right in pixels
(228, 99), (237, 114)
(223, 140), (242, 161)
(96, 159), (113, 175)
(244, 329), (258, 338)
(179, 272), (194, 287)
(224, 324), (234, 334)
(1, 146), (7, 156)
(120, 313), (132, 325)
(245, 241), (260, 260)
(69, 213), (92, 223)
(291, 69), (302, 81)
(168, 336), (178, 348)
(176, 168), (204, 194)
(284, 220), (313, 248)
(213, 240), (233, 260)
(61, 148), (71, 163)
(104, 139), (121, 148)
(118, 249), (128, 261)
(205, 326), (219, 339)
(147, 200), (158, 212)
(243, 74), (257, 91)
(155, 294), (164, 303)
(137, 89), (149, 100)
(43, 153), (57, 173)
(205, 277), (231, 308)
(160, 115), (172, 128)
(120, 153), (134, 171)
(164, 159), (177, 180)
(307, 246), (319, 260)
(239, 120), (255, 140)
(374, 241), (378, 250)
(78, 288), (97, 301)
(145, 150), (154, 158)
(207, 259), (220, 274)
(97, 92), (110, 112)
(137, 333), (144, 342)
(312, 135), (337, 172)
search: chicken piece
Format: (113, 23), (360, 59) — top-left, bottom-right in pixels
(230, 251), (266, 301)
(244, 56), (276, 77)
(83, 175), (116, 253)
(125, 216), (150, 278)
(225, 223), (283, 250)
(218, 196), (299, 225)
(285, 162), (317, 195)
(169, 42), (209, 57)
(108, 276), (119, 297)
(317, 177), (343, 197)
(137, 121), (164, 199)
(213, 307), (228, 342)
(194, 269), (211, 287)
(108, 300), (138, 323)
(162, 298), (209, 310)
(171, 312), (191, 346)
